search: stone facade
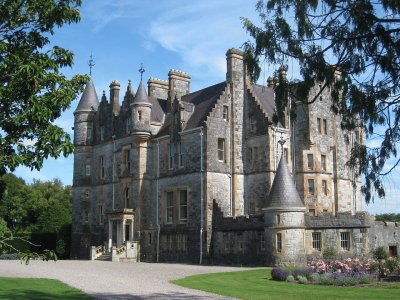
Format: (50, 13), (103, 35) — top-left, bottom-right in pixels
(71, 49), (400, 265)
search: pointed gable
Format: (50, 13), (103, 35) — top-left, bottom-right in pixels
(75, 78), (99, 113)
(265, 157), (305, 210)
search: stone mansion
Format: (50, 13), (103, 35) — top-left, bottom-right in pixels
(71, 49), (400, 266)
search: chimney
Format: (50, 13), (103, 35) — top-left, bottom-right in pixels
(168, 69), (190, 100)
(109, 80), (120, 116)
(226, 48), (244, 84)
(148, 77), (169, 100)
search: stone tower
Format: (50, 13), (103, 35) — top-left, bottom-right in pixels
(71, 78), (99, 259)
(263, 157), (306, 266)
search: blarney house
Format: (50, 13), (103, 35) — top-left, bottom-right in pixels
(71, 49), (400, 266)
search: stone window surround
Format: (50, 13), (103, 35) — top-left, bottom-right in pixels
(340, 231), (350, 250)
(312, 232), (321, 251)
(322, 179), (328, 195)
(321, 154), (327, 171)
(121, 146), (131, 174)
(218, 138), (226, 162)
(276, 232), (282, 253)
(259, 232), (265, 251)
(307, 153), (314, 170)
(308, 178), (315, 195)
(179, 189), (188, 223)
(85, 159), (91, 177)
(166, 191), (173, 224)
(168, 143), (175, 169)
(178, 141), (184, 168)
(223, 105), (229, 121)
(99, 156), (105, 179)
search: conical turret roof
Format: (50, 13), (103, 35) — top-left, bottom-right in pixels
(132, 81), (152, 106)
(75, 78), (99, 112)
(265, 157), (305, 210)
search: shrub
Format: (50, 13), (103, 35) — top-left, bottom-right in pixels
(286, 275), (295, 282)
(271, 268), (289, 281)
(292, 268), (313, 280)
(319, 273), (335, 285)
(385, 257), (399, 273)
(323, 247), (336, 260)
(369, 262), (379, 273)
(359, 274), (374, 284)
(297, 275), (308, 284)
(373, 247), (388, 261)
(310, 272), (320, 283)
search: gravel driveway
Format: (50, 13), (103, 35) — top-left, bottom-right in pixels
(0, 260), (250, 299)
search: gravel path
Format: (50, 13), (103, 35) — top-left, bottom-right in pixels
(0, 260), (250, 299)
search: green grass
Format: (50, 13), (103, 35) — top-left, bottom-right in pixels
(0, 277), (92, 300)
(172, 268), (400, 300)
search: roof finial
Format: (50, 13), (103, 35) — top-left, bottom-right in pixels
(88, 53), (95, 76)
(278, 134), (286, 158)
(139, 63), (145, 81)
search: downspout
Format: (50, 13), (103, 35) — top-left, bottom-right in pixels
(199, 128), (204, 265)
(112, 135), (116, 211)
(229, 92), (234, 216)
(156, 140), (160, 262)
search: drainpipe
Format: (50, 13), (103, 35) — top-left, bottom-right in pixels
(112, 135), (116, 211)
(156, 140), (160, 262)
(199, 128), (204, 265)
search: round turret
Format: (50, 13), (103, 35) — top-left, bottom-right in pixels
(263, 157), (306, 266)
(130, 80), (152, 140)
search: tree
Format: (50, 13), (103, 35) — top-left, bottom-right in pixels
(242, 0), (400, 202)
(0, 0), (88, 175)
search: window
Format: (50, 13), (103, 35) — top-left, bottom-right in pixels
(223, 232), (229, 251)
(124, 188), (130, 208)
(166, 192), (173, 223)
(237, 233), (243, 252)
(98, 205), (103, 225)
(321, 155), (326, 171)
(259, 232), (265, 251)
(223, 105), (229, 121)
(100, 156), (105, 179)
(276, 233), (282, 253)
(249, 117), (256, 132)
(322, 180), (328, 195)
(307, 154), (314, 169)
(355, 130), (361, 144)
(248, 147), (253, 162)
(85, 160), (91, 176)
(100, 126), (105, 141)
(169, 143), (175, 169)
(309, 208), (316, 216)
(276, 214), (281, 225)
(312, 232), (321, 251)
(323, 119), (328, 134)
(182, 234), (187, 251)
(217, 138), (225, 162)
(138, 110), (142, 122)
(340, 232), (350, 250)
(123, 149), (131, 173)
(148, 233), (152, 246)
(308, 179), (315, 195)
(84, 211), (89, 223)
(317, 118), (321, 133)
(253, 147), (258, 162)
(87, 127), (92, 142)
(179, 190), (188, 223)
(178, 142), (184, 168)
(249, 202), (255, 214)
(126, 118), (130, 134)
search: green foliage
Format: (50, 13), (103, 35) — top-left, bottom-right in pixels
(0, 0), (88, 175)
(0, 173), (72, 260)
(322, 247), (336, 260)
(375, 213), (400, 222)
(286, 275), (295, 282)
(385, 257), (399, 273)
(297, 275), (308, 284)
(373, 247), (388, 261)
(243, 0), (400, 203)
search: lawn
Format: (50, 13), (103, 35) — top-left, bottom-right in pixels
(0, 277), (92, 300)
(172, 268), (400, 300)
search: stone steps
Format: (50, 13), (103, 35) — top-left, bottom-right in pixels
(96, 253), (111, 261)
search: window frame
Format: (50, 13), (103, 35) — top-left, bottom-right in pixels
(276, 233), (282, 253)
(217, 138), (225, 162)
(308, 179), (315, 195)
(100, 156), (105, 179)
(322, 179), (328, 195)
(307, 153), (314, 170)
(124, 187), (130, 208)
(178, 142), (184, 168)
(321, 154), (326, 171)
(179, 189), (188, 223)
(223, 105), (229, 121)
(317, 118), (322, 134)
(169, 143), (175, 169)
(166, 191), (174, 224)
(312, 232), (321, 251)
(340, 232), (350, 250)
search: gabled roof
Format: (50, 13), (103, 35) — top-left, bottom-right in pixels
(155, 82), (226, 137)
(75, 78), (99, 113)
(253, 84), (275, 117)
(265, 157), (304, 210)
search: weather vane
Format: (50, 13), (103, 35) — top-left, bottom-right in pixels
(139, 63), (145, 81)
(88, 53), (95, 76)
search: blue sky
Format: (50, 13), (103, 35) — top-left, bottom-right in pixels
(13, 0), (399, 215)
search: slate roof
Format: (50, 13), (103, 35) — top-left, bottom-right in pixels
(75, 78), (99, 112)
(155, 82), (226, 137)
(133, 81), (152, 106)
(150, 98), (166, 123)
(253, 84), (275, 118)
(265, 157), (304, 210)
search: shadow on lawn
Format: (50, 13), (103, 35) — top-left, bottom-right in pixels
(91, 292), (227, 299)
(0, 289), (91, 300)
